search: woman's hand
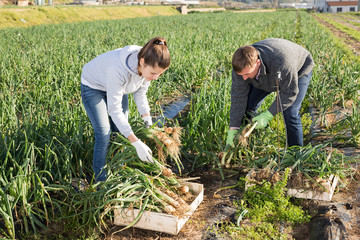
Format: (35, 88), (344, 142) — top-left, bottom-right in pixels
(142, 115), (153, 128)
(131, 140), (153, 163)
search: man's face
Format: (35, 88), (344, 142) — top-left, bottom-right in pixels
(236, 59), (260, 80)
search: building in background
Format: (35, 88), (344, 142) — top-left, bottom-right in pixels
(315, 0), (358, 12)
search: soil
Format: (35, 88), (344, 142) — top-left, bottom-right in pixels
(330, 171), (360, 239)
(105, 149), (360, 240)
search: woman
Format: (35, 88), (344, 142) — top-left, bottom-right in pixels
(81, 37), (170, 182)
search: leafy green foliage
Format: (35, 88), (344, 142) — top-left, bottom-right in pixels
(241, 169), (310, 224)
(210, 169), (310, 239)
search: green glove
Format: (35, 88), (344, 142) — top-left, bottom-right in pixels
(226, 129), (239, 148)
(253, 110), (273, 129)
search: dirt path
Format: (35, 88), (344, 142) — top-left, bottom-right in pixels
(233, 9), (276, 13)
(312, 15), (360, 56)
(188, 7), (226, 13)
(324, 14), (360, 33)
(332, 13), (360, 26)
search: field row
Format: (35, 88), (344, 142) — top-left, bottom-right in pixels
(314, 12), (360, 43)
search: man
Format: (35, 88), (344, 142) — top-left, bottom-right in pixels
(227, 38), (314, 147)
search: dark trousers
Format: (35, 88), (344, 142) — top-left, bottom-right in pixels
(246, 71), (312, 147)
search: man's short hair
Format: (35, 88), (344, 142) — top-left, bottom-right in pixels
(232, 46), (259, 73)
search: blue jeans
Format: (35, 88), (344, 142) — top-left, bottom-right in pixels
(247, 71), (312, 147)
(81, 83), (129, 182)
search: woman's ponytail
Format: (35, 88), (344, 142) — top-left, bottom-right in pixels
(138, 37), (170, 69)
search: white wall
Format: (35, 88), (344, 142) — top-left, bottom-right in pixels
(328, 5), (358, 12)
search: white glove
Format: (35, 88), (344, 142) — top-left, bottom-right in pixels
(142, 115), (153, 128)
(131, 140), (153, 163)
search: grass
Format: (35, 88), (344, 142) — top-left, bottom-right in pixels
(0, 5), (180, 29)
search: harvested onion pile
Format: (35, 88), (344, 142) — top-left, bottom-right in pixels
(107, 123), (195, 219)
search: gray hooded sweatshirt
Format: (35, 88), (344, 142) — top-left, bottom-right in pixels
(230, 38), (314, 128)
(81, 45), (150, 138)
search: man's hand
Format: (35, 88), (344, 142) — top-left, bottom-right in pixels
(226, 129), (239, 148)
(252, 110), (273, 129)
(142, 116), (153, 129)
(131, 140), (153, 163)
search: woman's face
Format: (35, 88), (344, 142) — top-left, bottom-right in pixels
(139, 58), (168, 81)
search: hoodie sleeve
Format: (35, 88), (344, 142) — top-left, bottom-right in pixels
(133, 81), (151, 116)
(106, 65), (134, 138)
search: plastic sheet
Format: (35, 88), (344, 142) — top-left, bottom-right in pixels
(155, 96), (191, 126)
(310, 204), (350, 240)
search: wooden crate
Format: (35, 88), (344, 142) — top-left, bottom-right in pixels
(286, 174), (339, 201)
(245, 170), (338, 201)
(113, 182), (204, 235)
